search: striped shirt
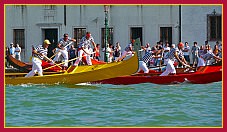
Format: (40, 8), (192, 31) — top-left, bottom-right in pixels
(165, 48), (184, 60)
(59, 37), (73, 50)
(201, 51), (216, 61)
(33, 45), (48, 60)
(142, 51), (153, 63)
(78, 36), (95, 49)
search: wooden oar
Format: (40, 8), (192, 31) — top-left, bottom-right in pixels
(50, 41), (74, 59)
(43, 55), (62, 70)
(43, 52), (95, 71)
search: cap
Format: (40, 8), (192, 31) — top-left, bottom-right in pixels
(178, 42), (184, 47)
(10, 43), (13, 45)
(86, 33), (91, 38)
(44, 39), (51, 45)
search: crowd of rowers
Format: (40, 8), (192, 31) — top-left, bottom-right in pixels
(7, 31), (222, 77)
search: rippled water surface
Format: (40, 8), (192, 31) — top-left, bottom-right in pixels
(5, 82), (222, 127)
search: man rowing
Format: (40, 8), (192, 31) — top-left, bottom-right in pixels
(138, 47), (161, 73)
(160, 42), (189, 76)
(115, 39), (135, 62)
(197, 47), (222, 67)
(73, 32), (97, 66)
(52, 33), (76, 69)
(25, 40), (51, 77)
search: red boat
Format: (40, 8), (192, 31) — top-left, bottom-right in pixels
(93, 65), (222, 85)
(6, 55), (106, 72)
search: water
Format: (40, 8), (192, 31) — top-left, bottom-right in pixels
(5, 82), (222, 127)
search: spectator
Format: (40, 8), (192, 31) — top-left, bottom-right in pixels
(183, 42), (190, 65)
(15, 43), (22, 61)
(114, 42), (121, 61)
(68, 45), (77, 66)
(9, 43), (15, 58)
(191, 42), (199, 67)
(94, 44), (101, 61)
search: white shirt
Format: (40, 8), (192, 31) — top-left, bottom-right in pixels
(15, 47), (21, 55)
(183, 45), (190, 56)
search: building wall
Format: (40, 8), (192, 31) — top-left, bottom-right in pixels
(5, 5), (222, 62)
(181, 5), (222, 46)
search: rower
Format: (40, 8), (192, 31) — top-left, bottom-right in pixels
(197, 47), (222, 67)
(73, 32), (97, 66)
(160, 42), (189, 76)
(138, 47), (161, 73)
(115, 39), (135, 62)
(52, 33), (76, 70)
(25, 40), (51, 77)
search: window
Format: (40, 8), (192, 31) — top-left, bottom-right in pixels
(73, 28), (86, 47)
(208, 15), (222, 41)
(101, 27), (113, 48)
(13, 29), (25, 49)
(43, 5), (56, 22)
(44, 5), (56, 10)
(130, 27), (143, 45)
(160, 27), (172, 44)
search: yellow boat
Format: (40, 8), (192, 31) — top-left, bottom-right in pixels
(5, 53), (138, 85)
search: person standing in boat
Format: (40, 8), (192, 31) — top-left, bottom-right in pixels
(52, 33), (76, 69)
(73, 32), (97, 66)
(138, 47), (161, 73)
(160, 42), (189, 76)
(197, 47), (222, 67)
(25, 40), (51, 77)
(141, 43), (152, 67)
(52, 43), (63, 62)
(115, 39), (135, 62)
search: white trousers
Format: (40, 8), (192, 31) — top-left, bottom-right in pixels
(138, 61), (149, 73)
(197, 57), (205, 67)
(25, 57), (43, 77)
(74, 49), (92, 66)
(53, 49), (68, 67)
(160, 59), (176, 76)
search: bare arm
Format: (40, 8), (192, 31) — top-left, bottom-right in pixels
(92, 41), (97, 51)
(174, 52), (187, 66)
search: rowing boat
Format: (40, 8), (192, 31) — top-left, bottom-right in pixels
(5, 53), (139, 85)
(93, 65), (222, 85)
(6, 54), (106, 72)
